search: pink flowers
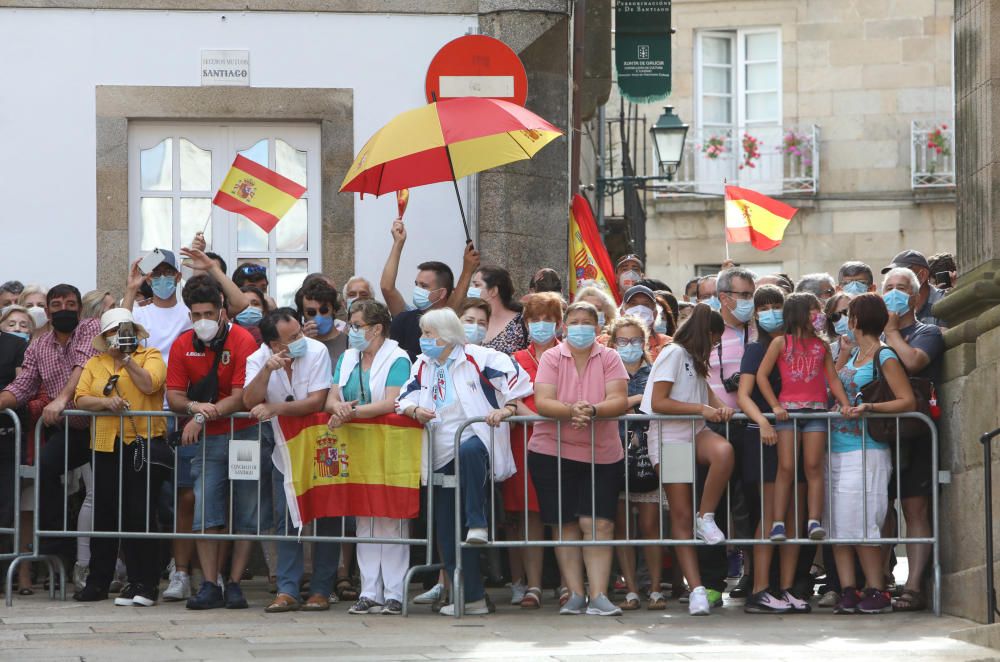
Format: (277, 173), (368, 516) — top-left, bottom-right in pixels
(783, 130), (814, 177)
(927, 124), (951, 156)
(701, 135), (726, 159)
(739, 133), (762, 170)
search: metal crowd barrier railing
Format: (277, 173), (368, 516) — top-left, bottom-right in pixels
(449, 411), (940, 618)
(12, 410), (439, 614)
(1, 408), (26, 605)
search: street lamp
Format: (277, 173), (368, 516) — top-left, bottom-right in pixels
(649, 105), (689, 181)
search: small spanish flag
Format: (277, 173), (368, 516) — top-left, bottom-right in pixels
(724, 185), (798, 251)
(272, 412), (423, 528)
(213, 155), (307, 233)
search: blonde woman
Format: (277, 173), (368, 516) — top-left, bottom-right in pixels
(17, 285), (48, 339)
(574, 285), (617, 332)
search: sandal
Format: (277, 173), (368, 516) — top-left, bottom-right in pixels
(892, 589), (927, 612)
(336, 577), (359, 602)
(647, 591), (667, 610)
(301, 594), (331, 612)
(557, 586), (570, 607)
(264, 593), (301, 613)
(18, 587), (34, 596)
(520, 587), (542, 609)
(618, 591), (641, 610)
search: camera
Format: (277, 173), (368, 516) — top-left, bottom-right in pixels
(722, 371), (741, 393)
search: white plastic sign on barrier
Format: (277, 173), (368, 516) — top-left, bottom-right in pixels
(658, 442), (695, 484)
(229, 438), (260, 480)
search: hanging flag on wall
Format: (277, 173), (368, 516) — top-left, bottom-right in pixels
(213, 155), (307, 233)
(724, 185), (798, 251)
(569, 194), (621, 304)
(615, 0), (672, 103)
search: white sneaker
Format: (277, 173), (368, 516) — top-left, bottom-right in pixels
(465, 528), (489, 545)
(510, 581), (527, 605)
(413, 583), (444, 604)
(688, 586), (711, 616)
(162, 571), (191, 602)
(439, 598), (489, 616)
(696, 514), (726, 545)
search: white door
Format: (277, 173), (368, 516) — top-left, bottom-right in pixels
(128, 122), (322, 306)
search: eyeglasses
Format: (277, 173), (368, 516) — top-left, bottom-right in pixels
(721, 290), (754, 301)
(819, 288), (836, 297)
(304, 306), (331, 318)
(348, 324), (369, 333)
(613, 337), (644, 348)
(829, 311), (849, 323)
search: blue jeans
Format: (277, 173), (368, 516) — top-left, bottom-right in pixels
(272, 461), (342, 598)
(433, 436), (489, 603)
(190, 425), (263, 533)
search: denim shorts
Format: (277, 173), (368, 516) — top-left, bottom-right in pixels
(775, 408), (830, 433)
(175, 444), (197, 489)
(190, 425), (264, 533)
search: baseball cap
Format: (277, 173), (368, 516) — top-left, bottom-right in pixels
(616, 254), (644, 272)
(881, 249), (930, 274)
(622, 284), (656, 304)
(154, 248), (179, 272)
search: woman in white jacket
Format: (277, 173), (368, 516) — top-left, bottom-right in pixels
(325, 300), (412, 616)
(397, 308), (531, 616)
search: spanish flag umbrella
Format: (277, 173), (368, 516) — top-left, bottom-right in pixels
(339, 97), (563, 243)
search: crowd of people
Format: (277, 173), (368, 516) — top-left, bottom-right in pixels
(0, 224), (951, 618)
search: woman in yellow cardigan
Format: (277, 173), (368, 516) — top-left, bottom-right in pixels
(72, 308), (169, 606)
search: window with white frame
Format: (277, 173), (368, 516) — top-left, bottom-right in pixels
(128, 122), (321, 306)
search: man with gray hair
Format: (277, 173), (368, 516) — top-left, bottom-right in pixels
(0, 281), (23, 309)
(795, 272), (837, 305)
(836, 261), (876, 296)
(342, 276), (374, 314)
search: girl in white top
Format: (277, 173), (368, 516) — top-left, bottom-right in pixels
(640, 303), (735, 616)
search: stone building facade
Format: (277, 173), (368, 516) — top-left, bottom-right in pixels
(598, 0), (957, 288)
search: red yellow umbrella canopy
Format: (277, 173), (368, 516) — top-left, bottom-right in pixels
(340, 97), (563, 242)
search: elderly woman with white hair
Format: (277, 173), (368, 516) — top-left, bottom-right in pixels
(574, 285), (617, 331)
(397, 308), (532, 616)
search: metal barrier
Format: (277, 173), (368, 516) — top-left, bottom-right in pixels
(981, 426), (1000, 624)
(17, 410), (439, 614)
(450, 411), (941, 617)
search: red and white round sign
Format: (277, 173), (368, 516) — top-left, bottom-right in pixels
(425, 35), (528, 106)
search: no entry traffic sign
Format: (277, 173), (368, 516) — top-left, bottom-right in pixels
(425, 35), (528, 106)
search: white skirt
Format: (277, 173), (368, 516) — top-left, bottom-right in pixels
(824, 448), (891, 542)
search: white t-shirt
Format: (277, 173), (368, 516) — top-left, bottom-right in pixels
(640, 343), (708, 450)
(133, 300), (192, 367)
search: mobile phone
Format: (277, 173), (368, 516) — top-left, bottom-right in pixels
(934, 271), (952, 289)
(138, 249), (166, 276)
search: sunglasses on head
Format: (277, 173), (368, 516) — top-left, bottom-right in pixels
(239, 264), (267, 276)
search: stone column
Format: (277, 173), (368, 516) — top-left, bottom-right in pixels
(932, 0), (1000, 624)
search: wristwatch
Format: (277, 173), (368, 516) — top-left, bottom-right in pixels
(186, 401), (198, 416)
(351, 404), (359, 413)
(193, 413), (206, 425)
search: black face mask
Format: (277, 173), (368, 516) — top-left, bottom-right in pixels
(50, 309), (80, 334)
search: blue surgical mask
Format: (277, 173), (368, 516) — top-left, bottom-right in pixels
(528, 321), (557, 344)
(467, 287), (482, 299)
(150, 276), (176, 300)
(412, 287), (435, 311)
(843, 280), (869, 296)
(654, 318), (667, 335)
(846, 326), (857, 343)
(705, 295), (722, 312)
(883, 289), (910, 316)
(597, 312), (606, 328)
(464, 323), (486, 345)
(834, 316), (850, 337)
(235, 307), (263, 327)
(313, 315), (334, 336)
(286, 337), (308, 359)
(758, 310), (783, 333)
(348, 327), (370, 351)
(5, 331), (30, 342)
(733, 299), (755, 323)
(566, 325), (596, 349)
(617, 344), (643, 364)
(419, 337), (446, 360)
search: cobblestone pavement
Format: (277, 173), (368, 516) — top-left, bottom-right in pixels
(1, 582), (997, 661)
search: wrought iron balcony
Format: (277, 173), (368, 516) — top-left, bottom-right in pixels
(911, 120), (955, 190)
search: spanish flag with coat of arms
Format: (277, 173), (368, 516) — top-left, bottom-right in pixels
(213, 155), (307, 233)
(271, 412), (423, 529)
(724, 185), (798, 251)
(569, 194), (621, 304)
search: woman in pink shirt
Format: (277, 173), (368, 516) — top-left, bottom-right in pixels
(529, 301), (628, 617)
(756, 292), (852, 551)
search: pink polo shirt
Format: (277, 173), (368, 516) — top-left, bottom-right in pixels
(707, 322), (753, 409)
(529, 341), (629, 464)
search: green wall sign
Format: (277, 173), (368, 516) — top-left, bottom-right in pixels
(615, 0), (671, 103)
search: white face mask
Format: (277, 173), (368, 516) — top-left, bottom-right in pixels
(625, 305), (654, 326)
(27, 306), (47, 328)
(193, 317), (221, 343)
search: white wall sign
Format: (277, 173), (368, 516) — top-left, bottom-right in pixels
(201, 49), (250, 86)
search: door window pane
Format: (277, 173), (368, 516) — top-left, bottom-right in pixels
(276, 139), (308, 187)
(180, 138), (211, 191)
(745, 32), (778, 61)
(276, 258), (308, 308)
(702, 36), (732, 65)
(746, 62), (778, 91)
(276, 199), (308, 251)
(703, 97), (732, 125)
(140, 139), (172, 191)
(238, 139), (268, 167)
(702, 67), (732, 94)
(238, 217), (269, 252)
(140, 197), (172, 251)
(746, 92), (779, 122)
(180, 198), (212, 246)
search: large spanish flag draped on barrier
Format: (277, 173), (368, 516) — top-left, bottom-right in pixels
(272, 412), (423, 529)
(569, 193), (621, 304)
(213, 155), (307, 233)
(724, 185), (798, 251)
